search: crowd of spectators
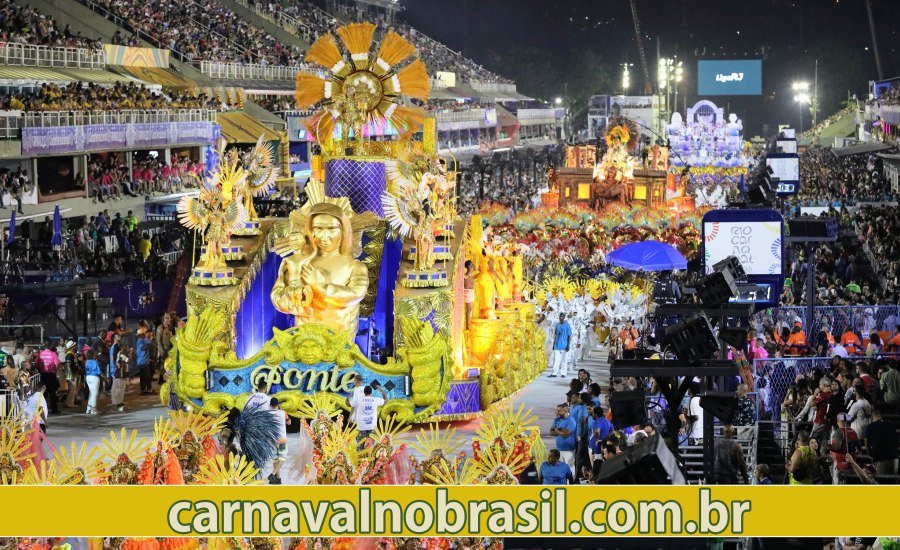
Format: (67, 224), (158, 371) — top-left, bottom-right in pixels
(856, 205), (900, 294)
(86, 155), (205, 202)
(0, 82), (223, 112)
(5, 206), (185, 281)
(0, 312), (181, 415)
(251, 0), (511, 83)
(83, 0), (306, 66)
(0, 0), (102, 49)
(870, 85), (900, 106)
(251, 95), (305, 113)
(756, 354), (899, 485)
(457, 152), (556, 216)
(796, 149), (896, 206)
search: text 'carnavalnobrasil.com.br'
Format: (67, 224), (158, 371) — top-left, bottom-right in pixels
(168, 488), (751, 536)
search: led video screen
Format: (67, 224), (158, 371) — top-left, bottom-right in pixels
(697, 60), (762, 95)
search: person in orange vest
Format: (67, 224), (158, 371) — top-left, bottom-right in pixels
(840, 328), (863, 356)
(786, 323), (809, 356)
(885, 325), (900, 353)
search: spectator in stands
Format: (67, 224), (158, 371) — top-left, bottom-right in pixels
(713, 425), (749, 484)
(828, 412), (860, 485)
(732, 384), (756, 437)
(795, 376), (833, 450)
(786, 430), (819, 485)
(865, 404), (898, 476)
(754, 463), (773, 485)
(847, 381), (873, 438)
(0, 0), (101, 49)
(882, 360), (900, 410)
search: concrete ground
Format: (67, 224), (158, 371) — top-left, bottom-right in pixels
(44, 346), (610, 484)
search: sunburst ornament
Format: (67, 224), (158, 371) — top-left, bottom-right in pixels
(0, 414), (35, 484)
(99, 428), (148, 485)
(195, 453), (262, 485)
(295, 22), (430, 150)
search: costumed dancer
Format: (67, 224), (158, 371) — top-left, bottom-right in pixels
(234, 404), (282, 482)
(463, 260), (476, 328)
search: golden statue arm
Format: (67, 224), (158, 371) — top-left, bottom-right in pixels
(313, 263), (368, 308)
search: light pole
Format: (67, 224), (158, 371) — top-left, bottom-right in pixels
(674, 60), (683, 116)
(657, 58), (682, 132)
(792, 81), (810, 134)
(622, 63), (633, 94)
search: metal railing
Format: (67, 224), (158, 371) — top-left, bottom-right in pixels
(160, 250), (184, 265)
(0, 42), (106, 70)
(0, 112), (22, 139)
(678, 425), (758, 484)
(200, 60), (305, 81)
(0, 373), (40, 417)
(517, 108), (563, 126)
(754, 305), (900, 340)
(22, 109), (215, 128)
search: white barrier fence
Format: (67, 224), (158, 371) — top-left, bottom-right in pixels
(0, 42), (106, 70)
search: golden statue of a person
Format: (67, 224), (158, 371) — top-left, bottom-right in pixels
(271, 203), (368, 338)
(473, 257), (497, 320)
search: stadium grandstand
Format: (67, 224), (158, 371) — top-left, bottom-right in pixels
(0, 0), (562, 329)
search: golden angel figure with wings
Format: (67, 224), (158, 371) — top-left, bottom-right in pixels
(233, 136), (277, 236)
(178, 144), (247, 286)
(382, 171), (449, 287)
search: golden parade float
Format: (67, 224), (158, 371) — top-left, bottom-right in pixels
(555, 117), (667, 210)
(161, 22), (545, 425)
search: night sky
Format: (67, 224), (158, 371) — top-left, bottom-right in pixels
(402, 0), (900, 136)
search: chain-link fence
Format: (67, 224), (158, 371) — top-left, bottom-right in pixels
(753, 305), (900, 337)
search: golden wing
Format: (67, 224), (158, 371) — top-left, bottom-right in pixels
(177, 196), (208, 231)
(224, 197), (244, 229)
(384, 158), (417, 192)
(248, 166), (277, 197)
(381, 191), (418, 238)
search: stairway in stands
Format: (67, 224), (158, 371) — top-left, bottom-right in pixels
(756, 421), (787, 483)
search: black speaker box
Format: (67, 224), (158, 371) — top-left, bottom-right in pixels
(788, 217), (838, 239)
(700, 391), (739, 423)
(609, 389), (647, 429)
(595, 433), (686, 485)
(718, 326), (749, 350)
(663, 313), (718, 362)
(712, 255), (747, 281)
(697, 269), (738, 306)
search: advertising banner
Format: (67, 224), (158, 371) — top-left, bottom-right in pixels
(21, 126), (78, 156)
(83, 124), (127, 152)
(129, 122), (170, 148)
(21, 122), (217, 156)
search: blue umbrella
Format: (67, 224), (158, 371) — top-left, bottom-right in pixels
(606, 240), (687, 271)
(50, 205), (62, 246)
(6, 209), (14, 244)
